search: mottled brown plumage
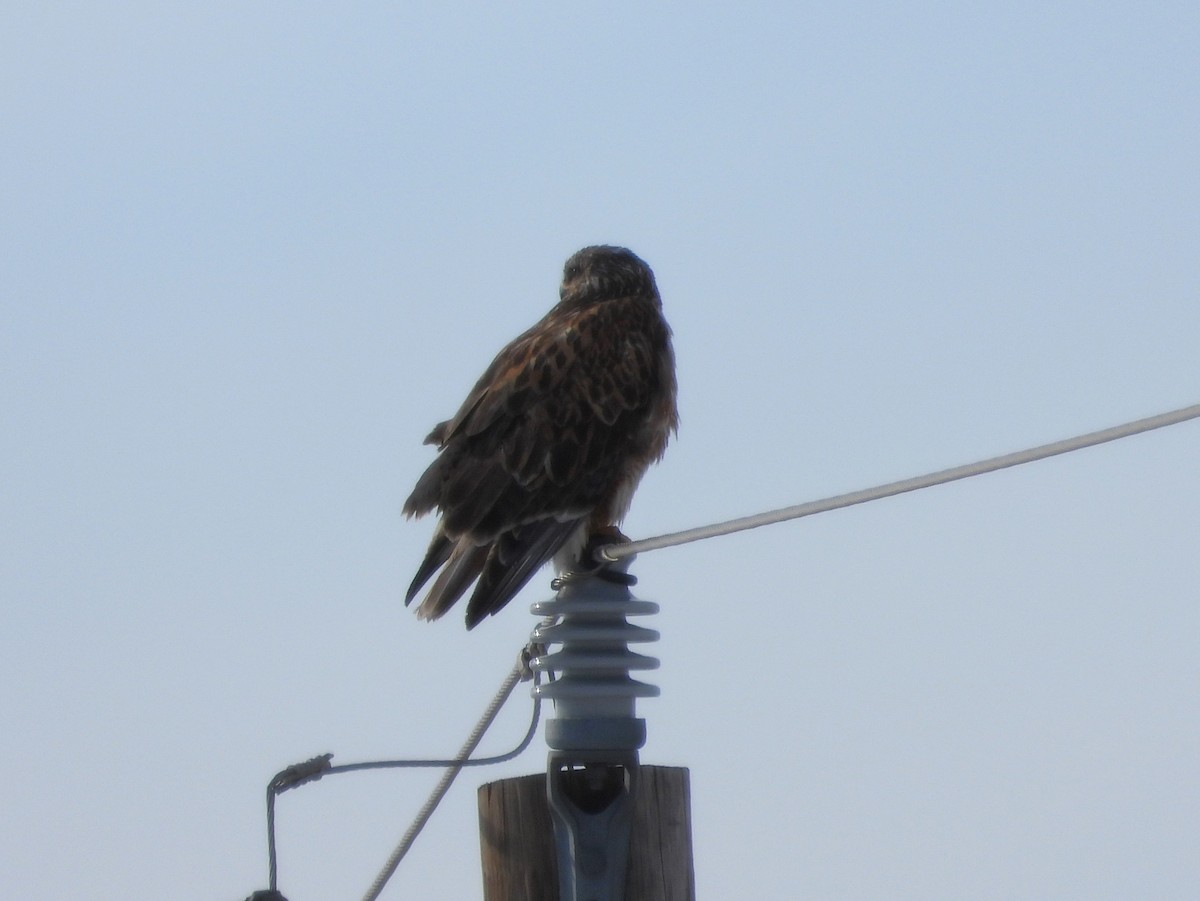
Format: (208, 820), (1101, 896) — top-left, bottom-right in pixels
(404, 245), (677, 628)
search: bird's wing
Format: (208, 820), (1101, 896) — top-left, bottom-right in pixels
(404, 298), (668, 625)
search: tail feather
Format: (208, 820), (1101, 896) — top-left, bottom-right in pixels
(405, 526), (454, 606)
(415, 541), (489, 621)
(464, 518), (585, 629)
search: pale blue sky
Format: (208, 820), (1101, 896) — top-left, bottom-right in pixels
(2, 3), (1198, 899)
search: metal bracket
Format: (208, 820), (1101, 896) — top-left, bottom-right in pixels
(546, 752), (639, 901)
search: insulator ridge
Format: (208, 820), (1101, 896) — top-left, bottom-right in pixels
(529, 559), (660, 751)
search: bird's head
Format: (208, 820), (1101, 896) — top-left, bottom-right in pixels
(559, 245), (658, 306)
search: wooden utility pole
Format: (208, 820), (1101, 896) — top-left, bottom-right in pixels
(478, 765), (694, 901)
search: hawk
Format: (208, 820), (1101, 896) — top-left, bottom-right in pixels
(403, 245), (678, 628)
